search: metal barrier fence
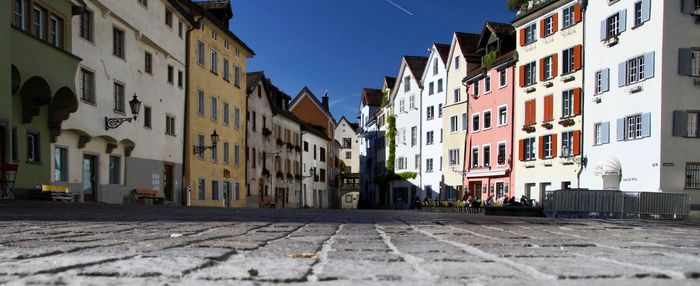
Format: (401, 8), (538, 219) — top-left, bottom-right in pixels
(544, 189), (689, 219)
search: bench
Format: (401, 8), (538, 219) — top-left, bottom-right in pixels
(41, 185), (79, 202)
(133, 188), (164, 205)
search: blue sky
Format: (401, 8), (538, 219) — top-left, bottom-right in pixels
(229, 0), (514, 122)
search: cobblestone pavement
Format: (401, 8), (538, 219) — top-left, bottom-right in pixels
(0, 202), (699, 285)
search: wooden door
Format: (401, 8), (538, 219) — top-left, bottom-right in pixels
(164, 165), (173, 201)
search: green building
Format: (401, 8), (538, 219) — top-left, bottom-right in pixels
(2, 0), (83, 197)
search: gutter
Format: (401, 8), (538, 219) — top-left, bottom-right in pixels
(181, 17), (202, 206)
(577, 0), (588, 188)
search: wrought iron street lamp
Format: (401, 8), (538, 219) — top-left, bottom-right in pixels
(105, 94), (142, 130)
(193, 130), (219, 155)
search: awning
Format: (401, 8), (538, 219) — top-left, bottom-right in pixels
(594, 156), (621, 176)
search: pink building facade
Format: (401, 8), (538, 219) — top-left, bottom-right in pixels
(463, 22), (517, 201)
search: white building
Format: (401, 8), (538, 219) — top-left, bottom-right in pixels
(54, 0), (191, 203)
(390, 56), (427, 207)
(358, 88), (383, 208)
(420, 43), (450, 199)
(335, 116), (359, 174)
(301, 124), (331, 208)
(245, 71), (275, 207)
(581, 0), (700, 209)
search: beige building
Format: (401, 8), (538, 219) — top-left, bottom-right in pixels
(512, 0), (584, 202)
(335, 116), (359, 174)
(441, 32), (481, 200)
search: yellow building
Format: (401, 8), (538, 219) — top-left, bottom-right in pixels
(177, 0), (254, 207)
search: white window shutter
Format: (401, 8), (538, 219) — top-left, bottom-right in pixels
(619, 10), (627, 33)
(673, 110), (689, 137)
(679, 48), (692, 76)
(602, 68), (610, 92)
(602, 122), (610, 144)
(600, 20), (607, 41)
(618, 62), (627, 87)
(644, 52), (655, 79)
(641, 0), (651, 23)
(617, 118), (625, 141)
(641, 113), (652, 138)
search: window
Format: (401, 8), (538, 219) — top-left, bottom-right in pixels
(606, 13), (620, 38)
(692, 51), (700, 76)
(167, 65), (174, 84)
(472, 81), (479, 96)
(543, 56), (553, 80)
(429, 82), (434, 95)
(251, 111), (256, 131)
(409, 95), (415, 110)
(399, 99), (405, 113)
(211, 140), (218, 162)
(320, 169), (326, 182)
(523, 138), (536, 161)
(453, 88), (461, 103)
(304, 141), (309, 152)
(223, 103), (229, 126)
(543, 15), (554, 36)
(433, 59), (439, 75)
(524, 23), (537, 45)
(235, 66), (241, 87)
(197, 41), (205, 65)
(211, 97), (217, 121)
(109, 156), (120, 184)
(211, 49), (218, 74)
(113, 27), (124, 59)
(411, 126), (417, 146)
(211, 30), (217, 41)
(524, 61), (537, 86)
(437, 79), (443, 92)
(234, 183), (240, 200)
(223, 59), (230, 81)
(450, 116), (458, 133)
(483, 111), (492, 129)
(54, 147), (67, 182)
(426, 158), (434, 172)
(472, 114), (480, 132)
(178, 70), (183, 88)
(483, 145), (491, 167)
(252, 148), (256, 168)
(499, 70), (507, 87)
(212, 181), (219, 200)
(563, 5), (575, 28)
(562, 48), (575, 74)
(113, 82), (125, 112)
(471, 148), (479, 168)
(625, 114), (643, 140)
(426, 106), (435, 120)
(166, 115), (176, 135)
(561, 131), (573, 157)
(144, 106), (152, 128)
(689, 113), (699, 137)
(138, 0), (147, 7)
(595, 69), (610, 94)
(26, 132), (40, 163)
(627, 55), (645, 84)
(415, 155), (421, 170)
(178, 22), (183, 38)
(594, 123), (604, 145)
(634, 1), (643, 26)
(13, 0), (26, 29)
(404, 76), (411, 92)
(222, 142), (229, 164)
(144, 52), (153, 74)
(165, 9), (172, 27)
(498, 106), (507, 126)
(343, 138), (352, 148)
(448, 149), (460, 166)
(686, 163), (700, 189)
(197, 135), (205, 159)
(32, 6), (44, 39)
(49, 16), (63, 48)
(497, 143), (506, 165)
(345, 151), (351, 159)
(197, 90), (205, 115)
(320, 147), (326, 162)
(455, 56), (461, 69)
(80, 69), (95, 103)
(543, 135), (553, 158)
(484, 74), (491, 93)
(438, 104), (443, 118)
(79, 9), (92, 41)
(426, 131), (434, 145)
(562, 89), (574, 118)
(462, 113), (468, 132)
(197, 178), (206, 200)
(11, 128), (18, 162)
(234, 107), (240, 129)
(234, 144), (240, 166)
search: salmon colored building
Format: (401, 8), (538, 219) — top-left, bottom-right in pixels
(463, 22), (517, 201)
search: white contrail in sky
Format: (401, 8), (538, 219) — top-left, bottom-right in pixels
(385, 0), (414, 16)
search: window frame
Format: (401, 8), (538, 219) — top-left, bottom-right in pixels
(54, 146), (68, 182)
(562, 89), (574, 118)
(165, 115), (176, 136)
(112, 26), (125, 59)
(498, 105), (508, 126)
(563, 5), (575, 29)
(524, 23), (537, 45)
(113, 81), (125, 113)
(109, 155), (121, 185)
(448, 149), (460, 166)
(499, 69), (507, 88)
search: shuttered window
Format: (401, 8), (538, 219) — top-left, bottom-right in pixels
(595, 69), (610, 94)
(619, 113), (651, 141)
(619, 52), (655, 86)
(633, 0), (651, 27)
(594, 122), (610, 145)
(525, 99), (536, 125)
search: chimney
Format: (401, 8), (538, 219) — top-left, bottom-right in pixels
(322, 90), (329, 112)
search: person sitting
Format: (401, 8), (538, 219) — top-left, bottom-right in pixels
(520, 195), (530, 206)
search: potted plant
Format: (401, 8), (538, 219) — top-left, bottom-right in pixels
(276, 138), (285, 146)
(262, 128), (272, 140)
(294, 145), (301, 153)
(286, 173), (294, 182)
(261, 168), (271, 178)
(286, 142), (294, 151)
(276, 171), (285, 180)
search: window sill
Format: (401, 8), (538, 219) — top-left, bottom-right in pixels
(25, 161), (42, 165)
(81, 99), (97, 107)
(165, 132), (176, 137)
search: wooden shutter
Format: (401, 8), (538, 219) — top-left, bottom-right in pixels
(525, 100), (536, 125)
(574, 3), (582, 24)
(551, 134), (558, 158)
(673, 110), (689, 137)
(519, 28), (526, 46)
(552, 54), (559, 77)
(544, 95), (553, 121)
(552, 13), (559, 32)
(519, 65), (525, 87)
(679, 48), (693, 75)
(538, 136), (544, 159)
(539, 58), (545, 81)
(518, 139), (525, 161)
(540, 19), (546, 38)
(573, 88), (581, 116)
(573, 131), (581, 155)
(573, 45), (582, 71)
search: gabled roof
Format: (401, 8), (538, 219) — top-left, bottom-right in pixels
(246, 71), (264, 91)
(476, 22), (515, 49)
(383, 76), (396, 91)
(404, 56), (429, 83)
(289, 87), (336, 123)
(362, 88), (383, 107)
(174, 0), (254, 56)
(455, 32), (481, 56)
(434, 43), (451, 65)
(338, 116), (359, 133)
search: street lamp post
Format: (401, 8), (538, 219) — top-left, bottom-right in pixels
(105, 93), (141, 130)
(193, 130), (219, 155)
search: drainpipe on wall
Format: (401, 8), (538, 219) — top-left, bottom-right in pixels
(461, 76), (470, 198)
(577, 0), (588, 188)
(181, 17), (203, 206)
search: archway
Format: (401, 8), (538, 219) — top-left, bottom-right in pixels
(48, 87), (78, 142)
(19, 76), (51, 124)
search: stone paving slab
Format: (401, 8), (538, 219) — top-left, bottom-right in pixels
(0, 201), (699, 285)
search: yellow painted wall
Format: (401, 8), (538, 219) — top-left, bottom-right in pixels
(185, 17), (250, 208)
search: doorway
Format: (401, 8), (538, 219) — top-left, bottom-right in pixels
(469, 182), (482, 199)
(164, 164), (173, 202)
(82, 155), (97, 201)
